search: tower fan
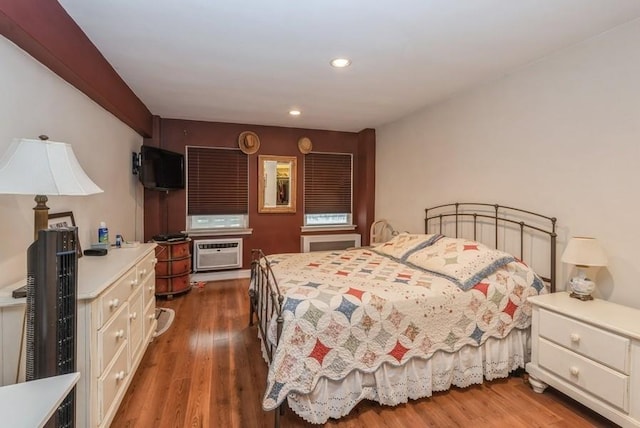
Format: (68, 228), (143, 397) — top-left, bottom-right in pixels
(26, 228), (78, 428)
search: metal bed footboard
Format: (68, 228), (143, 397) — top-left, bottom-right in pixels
(425, 202), (557, 292)
(249, 249), (284, 363)
(248, 249), (285, 427)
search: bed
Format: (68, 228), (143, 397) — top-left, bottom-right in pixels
(249, 203), (557, 426)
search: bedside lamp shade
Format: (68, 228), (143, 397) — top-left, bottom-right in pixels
(561, 237), (607, 301)
(561, 237), (608, 267)
(0, 136), (103, 239)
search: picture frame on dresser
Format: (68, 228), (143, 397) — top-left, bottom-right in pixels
(48, 211), (82, 257)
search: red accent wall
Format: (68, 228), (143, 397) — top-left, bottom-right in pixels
(143, 119), (375, 267)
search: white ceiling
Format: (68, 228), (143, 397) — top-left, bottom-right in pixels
(58, 0), (640, 132)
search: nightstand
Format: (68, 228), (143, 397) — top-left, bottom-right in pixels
(526, 292), (640, 427)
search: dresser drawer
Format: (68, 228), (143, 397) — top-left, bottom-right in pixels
(98, 344), (129, 425)
(137, 251), (157, 285)
(97, 302), (129, 374)
(155, 240), (190, 260)
(129, 287), (144, 362)
(539, 309), (629, 372)
(144, 298), (157, 342)
(99, 267), (138, 327)
(155, 257), (191, 276)
(142, 272), (156, 309)
(538, 338), (628, 411)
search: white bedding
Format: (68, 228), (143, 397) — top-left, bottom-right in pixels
(286, 329), (529, 424)
(253, 234), (546, 423)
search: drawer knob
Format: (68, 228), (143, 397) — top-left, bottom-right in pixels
(152, 258), (158, 266)
(116, 329), (125, 339)
(148, 314), (155, 321)
(139, 268), (147, 276)
(115, 371), (125, 381)
(109, 298), (120, 309)
(148, 286), (154, 292)
(129, 312), (137, 320)
(570, 367), (580, 377)
(570, 333), (581, 343)
(130, 278), (139, 287)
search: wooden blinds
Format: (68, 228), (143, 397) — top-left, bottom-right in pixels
(304, 153), (352, 214)
(187, 147), (248, 215)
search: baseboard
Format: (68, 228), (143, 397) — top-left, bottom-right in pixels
(190, 269), (250, 282)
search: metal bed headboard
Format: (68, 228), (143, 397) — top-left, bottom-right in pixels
(425, 202), (557, 292)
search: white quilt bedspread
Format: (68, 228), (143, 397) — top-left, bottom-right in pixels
(259, 235), (546, 412)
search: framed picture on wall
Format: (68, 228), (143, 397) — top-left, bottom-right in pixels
(48, 211), (82, 258)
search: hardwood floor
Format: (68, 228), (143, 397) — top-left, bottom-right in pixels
(112, 280), (616, 427)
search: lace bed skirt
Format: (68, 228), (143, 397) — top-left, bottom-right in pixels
(285, 328), (530, 424)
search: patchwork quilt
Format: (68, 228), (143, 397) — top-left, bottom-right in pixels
(257, 234), (546, 411)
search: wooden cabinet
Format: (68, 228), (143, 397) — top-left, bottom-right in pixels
(76, 244), (157, 428)
(154, 239), (192, 297)
(526, 292), (640, 428)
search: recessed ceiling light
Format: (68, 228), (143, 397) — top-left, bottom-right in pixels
(330, 58), (351, 68)
(289, 110), (301, 116)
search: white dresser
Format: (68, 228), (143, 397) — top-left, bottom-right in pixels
(0, 244), (157, 427)
(526, 292), (640, 428)
(76, 244), (157, 428)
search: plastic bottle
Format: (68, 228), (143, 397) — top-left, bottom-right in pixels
(98, 221), (109, 244)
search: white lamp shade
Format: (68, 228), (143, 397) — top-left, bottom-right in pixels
(561, 237), (608, 267)
(0, 138), (103, 195)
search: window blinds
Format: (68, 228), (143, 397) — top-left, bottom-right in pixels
(187, 147), (248, 215)
(304, 153), (352, 214)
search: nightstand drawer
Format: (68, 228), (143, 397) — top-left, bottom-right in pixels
(539, 309), (629, 372)
(538, 338), (628, 411)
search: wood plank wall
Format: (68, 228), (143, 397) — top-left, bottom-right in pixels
(144, 119), (376, 267)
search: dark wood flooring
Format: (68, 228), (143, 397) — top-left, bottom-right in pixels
(111, 279), (616, 427)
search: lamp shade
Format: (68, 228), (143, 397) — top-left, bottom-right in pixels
(0, 138), (103, 195)
(561, 237), (608, 267)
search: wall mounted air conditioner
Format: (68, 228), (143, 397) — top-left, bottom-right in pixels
(193, 238), (242, 271)
(301, 233), (361, 253)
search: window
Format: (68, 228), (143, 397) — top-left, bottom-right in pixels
(304, 152), (353, 226)
(186, 147), (248, 230)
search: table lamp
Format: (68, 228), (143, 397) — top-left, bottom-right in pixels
(0, 136), (103, 240)
(561, 236), (607, 301)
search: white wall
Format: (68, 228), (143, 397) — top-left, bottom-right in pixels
(376, 19), (640, 307)
(0, 36), (144, 289)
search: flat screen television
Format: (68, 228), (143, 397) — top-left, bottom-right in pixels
(139, 145), (185, 190)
